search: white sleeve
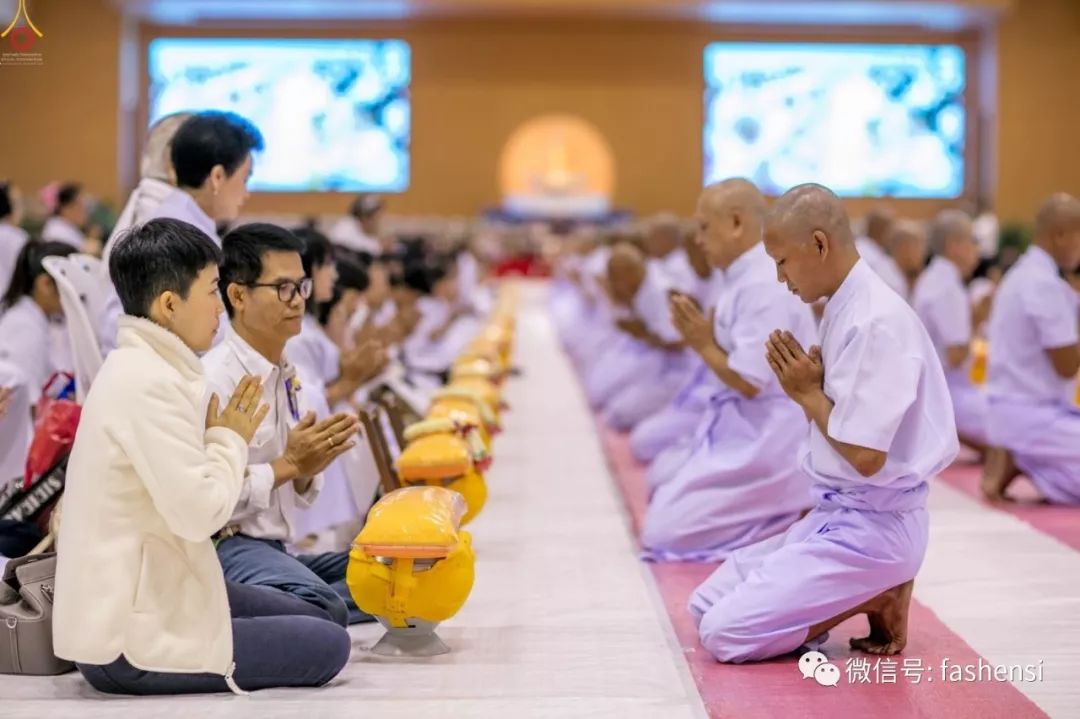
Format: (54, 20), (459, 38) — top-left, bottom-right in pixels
(111, 378), (248, 542)
(933, 285), (972, 348)
(826, 322), (921, 453)
(1022, 278), (1079, 350)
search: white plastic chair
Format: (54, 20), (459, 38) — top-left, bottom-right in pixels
(42, 255), (105, 403)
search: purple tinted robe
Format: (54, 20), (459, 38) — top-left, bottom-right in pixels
(986, 246), (1080, 503)
(689, 259), (958, 662)
(640, 243), (818, 562)
(583, 263), (685, 411)
(912, 256), (989, 445)
(630, 271), (727, 462)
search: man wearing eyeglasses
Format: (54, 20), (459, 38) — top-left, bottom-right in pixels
(203, 223), (366, 627)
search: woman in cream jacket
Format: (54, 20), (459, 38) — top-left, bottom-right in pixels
(53, 218), (350, 695)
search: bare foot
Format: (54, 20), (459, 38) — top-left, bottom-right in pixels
(849, 580), (913, 655)
(957, 434), (987, 464)
(981, 447), (1019, 501)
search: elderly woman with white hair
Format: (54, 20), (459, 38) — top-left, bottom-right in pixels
(102, 112), (193, 263)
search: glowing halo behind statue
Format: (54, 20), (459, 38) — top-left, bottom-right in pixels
(498, 114), (615, 220)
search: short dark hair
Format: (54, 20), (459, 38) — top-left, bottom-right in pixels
(292, 227), (335, 278)
(220, 223), (304, 318)
(109, 218), (223, 319)
(2, 240), (77, 310)
(170, 111), (265, 190)
(0, 182), (11, 219)
(55, 182), (81, 215)
(317, 259), (370, 327)
(293, 227), (334, 316)
(402, 260), (449, 296)
(336, 257), (370, 294)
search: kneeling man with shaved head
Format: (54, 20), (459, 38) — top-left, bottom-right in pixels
(689, 183), (958, 662)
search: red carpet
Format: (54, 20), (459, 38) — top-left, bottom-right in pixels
(594, 421), (1048, 719)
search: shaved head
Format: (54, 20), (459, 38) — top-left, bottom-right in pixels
(607, 241), (647, 304)
(698, 178), (766, 222)
(650, 212), (681, 232)
(644, 212), (682, 258)
(888, 221), (928, 277)
(1034, 192), (1080, 271)
(694, 178), (766, 269)
(1035, 193), (1080, 238)
(888, 220), (924, 248)
(767, 183), (854, 250)
(864, 206), (895, 245)
(763, 184), (860, 303)
(609, 241), (645, 270)
(928, 209), (972, 255)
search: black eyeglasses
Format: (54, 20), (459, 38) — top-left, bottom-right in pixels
(246, 278), (313, 303)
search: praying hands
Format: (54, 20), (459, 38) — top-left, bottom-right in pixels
(669, 293), (714, 353)
(765, 330), (824, 407)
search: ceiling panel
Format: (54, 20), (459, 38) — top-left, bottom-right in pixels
(110, 0), (1011, 28)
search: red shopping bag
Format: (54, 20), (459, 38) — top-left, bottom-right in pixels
(23, 373), (80, 490)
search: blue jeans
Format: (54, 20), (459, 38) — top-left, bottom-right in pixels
(216, 534), (369, 627)
(77, 582), (350, 695)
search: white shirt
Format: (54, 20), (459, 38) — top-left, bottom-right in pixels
(41, 216), (85, 251)
(987, 245), (1079, 406)
(286, 315), (341, 391)
(0, 297), (56, 403)
(803, 260), (958, 491)
(698, 269), (726, 309)
(633, 262), (682, 345)
(658, 249), (703, 295)
(972, 212), (1000, 259)
(581, 246), (612, 305)
(912, 256), (973, 385)
(403, 296), (451, 373)
(202, 326), (323, 543)
(148, 189), (219, 243)
(103, 177), (176, 264)
(713, 242), (818, 398)
(855, 236), (909, 300)
(457, 251), (494, 314)
(0, 222), (29, 299)
(328, 216), (381, 256)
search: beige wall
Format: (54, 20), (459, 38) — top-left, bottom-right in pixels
(0, 0), (1077, 223)
(0, 0), (122, 207)
(995, 0), (1080, 221)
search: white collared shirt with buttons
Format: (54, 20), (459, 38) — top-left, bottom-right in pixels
(202, 324), (323, 543)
